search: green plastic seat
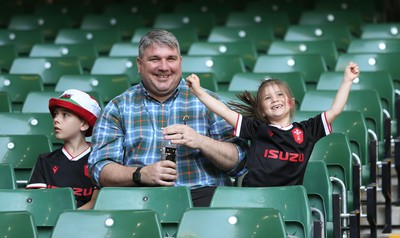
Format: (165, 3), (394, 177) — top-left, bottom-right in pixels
(0, 44), (17, 72)
(0, 211), (38, 238)
(80, 14), (146, 40)
(22, 91), (103, 113)
(267, 40), (338, 70)
(109, 42), (139, 57)
(361, 23), (400, 39)
(0, 74), (43, 111)
(0, 91), (12, 112)
(8, 14), (72, 40)
(55, 74), (130, 103)
(284, 24), (353, 52)
(208, 26), (275, 53)
(225, 11), (290, 38)
(0, 112), (61, 147)
(228, 72), (307, 109)
(187, 41), (258, 71)
(182, 55), (246, 90)
(90, 57), (140, 85)
(55, 28), (122, 55)
(0, 163), (17, 189)
(176, 207), (287, 238)
(0, 134), (53, 185)
(29, 43), (98, 72)
(93, 186), (193, 238)
(153, 12), (216, 39)
(347, 39), (400, 54)
(245, 0), (305, 24)
(9, 57), (83, 91)
(0, 188), (76, 238)
(182, 72), (218, 92)
(210, 185), (313, 238)
(0, 29), (45, 55)
(131, 27), (198, 54)
(298, 10), (363, 37)
(51, 209), (163, 238)
(253, 54), (327, 90)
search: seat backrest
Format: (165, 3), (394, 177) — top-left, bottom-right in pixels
(0, 29), (44, 55)
(267, 40), (338, 70)
(176, 207), (287, 238)
(347, 39), (400, 54)
(0, 188), (76, 237)
(284, 24), (353, 52)
(181, 72), (218, 92)
(361, 23), (400, 39)
(245, 1), (305, 24)
(90, 56), (140, 85)
(0, 91), (12, 112)
(9, 57), (83, 90)
(208, 26), (275, 53)
(0, 134), (53, 185)
(51, 209), (163, 238)
(29, 43), (98, 72)
(0, 44), (18, 72)
(228, 72), (306, 109)
(253, 54), (327, 90)
(187, 41), (258, 71)
(0, 211), (38, 238)
(0, 163), (17, 189)
(94, 186), (193, 237)
(56, 74), (130, 103)
(109, 42), (139, 57)
(210, 185), (313, 238)
(173, 1), (234, 25)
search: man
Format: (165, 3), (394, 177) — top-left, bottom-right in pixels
(88, 29), (248, 206)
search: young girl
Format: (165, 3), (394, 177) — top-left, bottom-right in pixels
(186, 62), (359, 187)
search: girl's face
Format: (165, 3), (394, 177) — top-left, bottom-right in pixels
(259, 84), (293, 124)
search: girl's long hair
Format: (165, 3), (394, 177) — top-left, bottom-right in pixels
(228, 79), (295, 123)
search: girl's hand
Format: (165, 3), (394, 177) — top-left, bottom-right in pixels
(345, 61), (360, 82)
(186, 74), (202, 94)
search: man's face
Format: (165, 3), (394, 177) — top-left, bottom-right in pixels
(137, 44), (182, 102)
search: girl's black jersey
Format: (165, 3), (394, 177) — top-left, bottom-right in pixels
(26, 147), (96, 208)
(235, 113), (331, 187)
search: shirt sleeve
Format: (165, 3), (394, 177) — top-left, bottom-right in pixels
(26, 155), (47, 189)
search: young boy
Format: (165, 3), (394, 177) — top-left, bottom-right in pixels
(27, 89), (101, 210)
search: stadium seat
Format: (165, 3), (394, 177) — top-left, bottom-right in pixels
(131, 27), (198, 54)
(225, 11), (290, 38)
(182, 72), (218, 92)
(0, 211), (38, 238)
(347, 39), (400, 54)
(55, 29), (122, 55)
(55, 74), (130, 103)
(253, 54), (328, 90)
(0, 188), (76, 237)
(90, 57), (140, 85)
(29, 43), (98, 72)
(9, 57), (83, 91)
(361, 23), (400, 39)
(187, 41), (258, 71)
(80, 14), (146, 40)
(0, 111), (61, 144)
(0, 134), (53, 186)
(0, 4), (24, 28)
(284, 24), (353, 52)
(298, 10), (363, 37)
(8, 14), (72, 41)
(207, 26), (275, 53)
(0, 29), (44, 55)
(228, 72), (307, 109)
(22, 91), (103, 113)
(267, 40), (338, 70)
(245, 0), (305, 24)
(0, 91), (12, 112)
(176, 207), (287, 238)
(182, 55), (246, 91)
(0, 44), (17, 72)
(0, 163), (17, 189)
(94, 186), (193, 237)
(210, 185), (314, 238)
(109, 42), (139, 57)
(51, 209), (163, 238)
(153, 13), (217, 39)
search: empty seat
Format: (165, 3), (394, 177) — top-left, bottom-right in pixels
(109, 42), (139, 57)
(0, 163), (17, 189)
(182, 72), (218, 92)
(0, 91), (12, 112)
(0, 211), (38, 238)
(361, 23), (400, 39)
(0, 44), (17, 72)
(176, 207), (287, 238)
(51, 209), (163, 238)
(0, 29), (44, 55)
(173, 1), (234, 25)
(347, 38), (400, 54)
(245, 0), (305, 24)
(90, 57), (140, 85)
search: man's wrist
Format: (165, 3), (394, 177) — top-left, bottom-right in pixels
(132, 167), (143, 185)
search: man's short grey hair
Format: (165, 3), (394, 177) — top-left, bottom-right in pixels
(138, 29), (181, 58)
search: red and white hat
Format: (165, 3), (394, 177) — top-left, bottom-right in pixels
(49, 89), (101, 136)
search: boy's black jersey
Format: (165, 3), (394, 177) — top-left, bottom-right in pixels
(27, 147), (96, 208)
(235, 113), (331, 187)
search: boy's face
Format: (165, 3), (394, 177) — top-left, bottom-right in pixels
(52, 107), (89, 140)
